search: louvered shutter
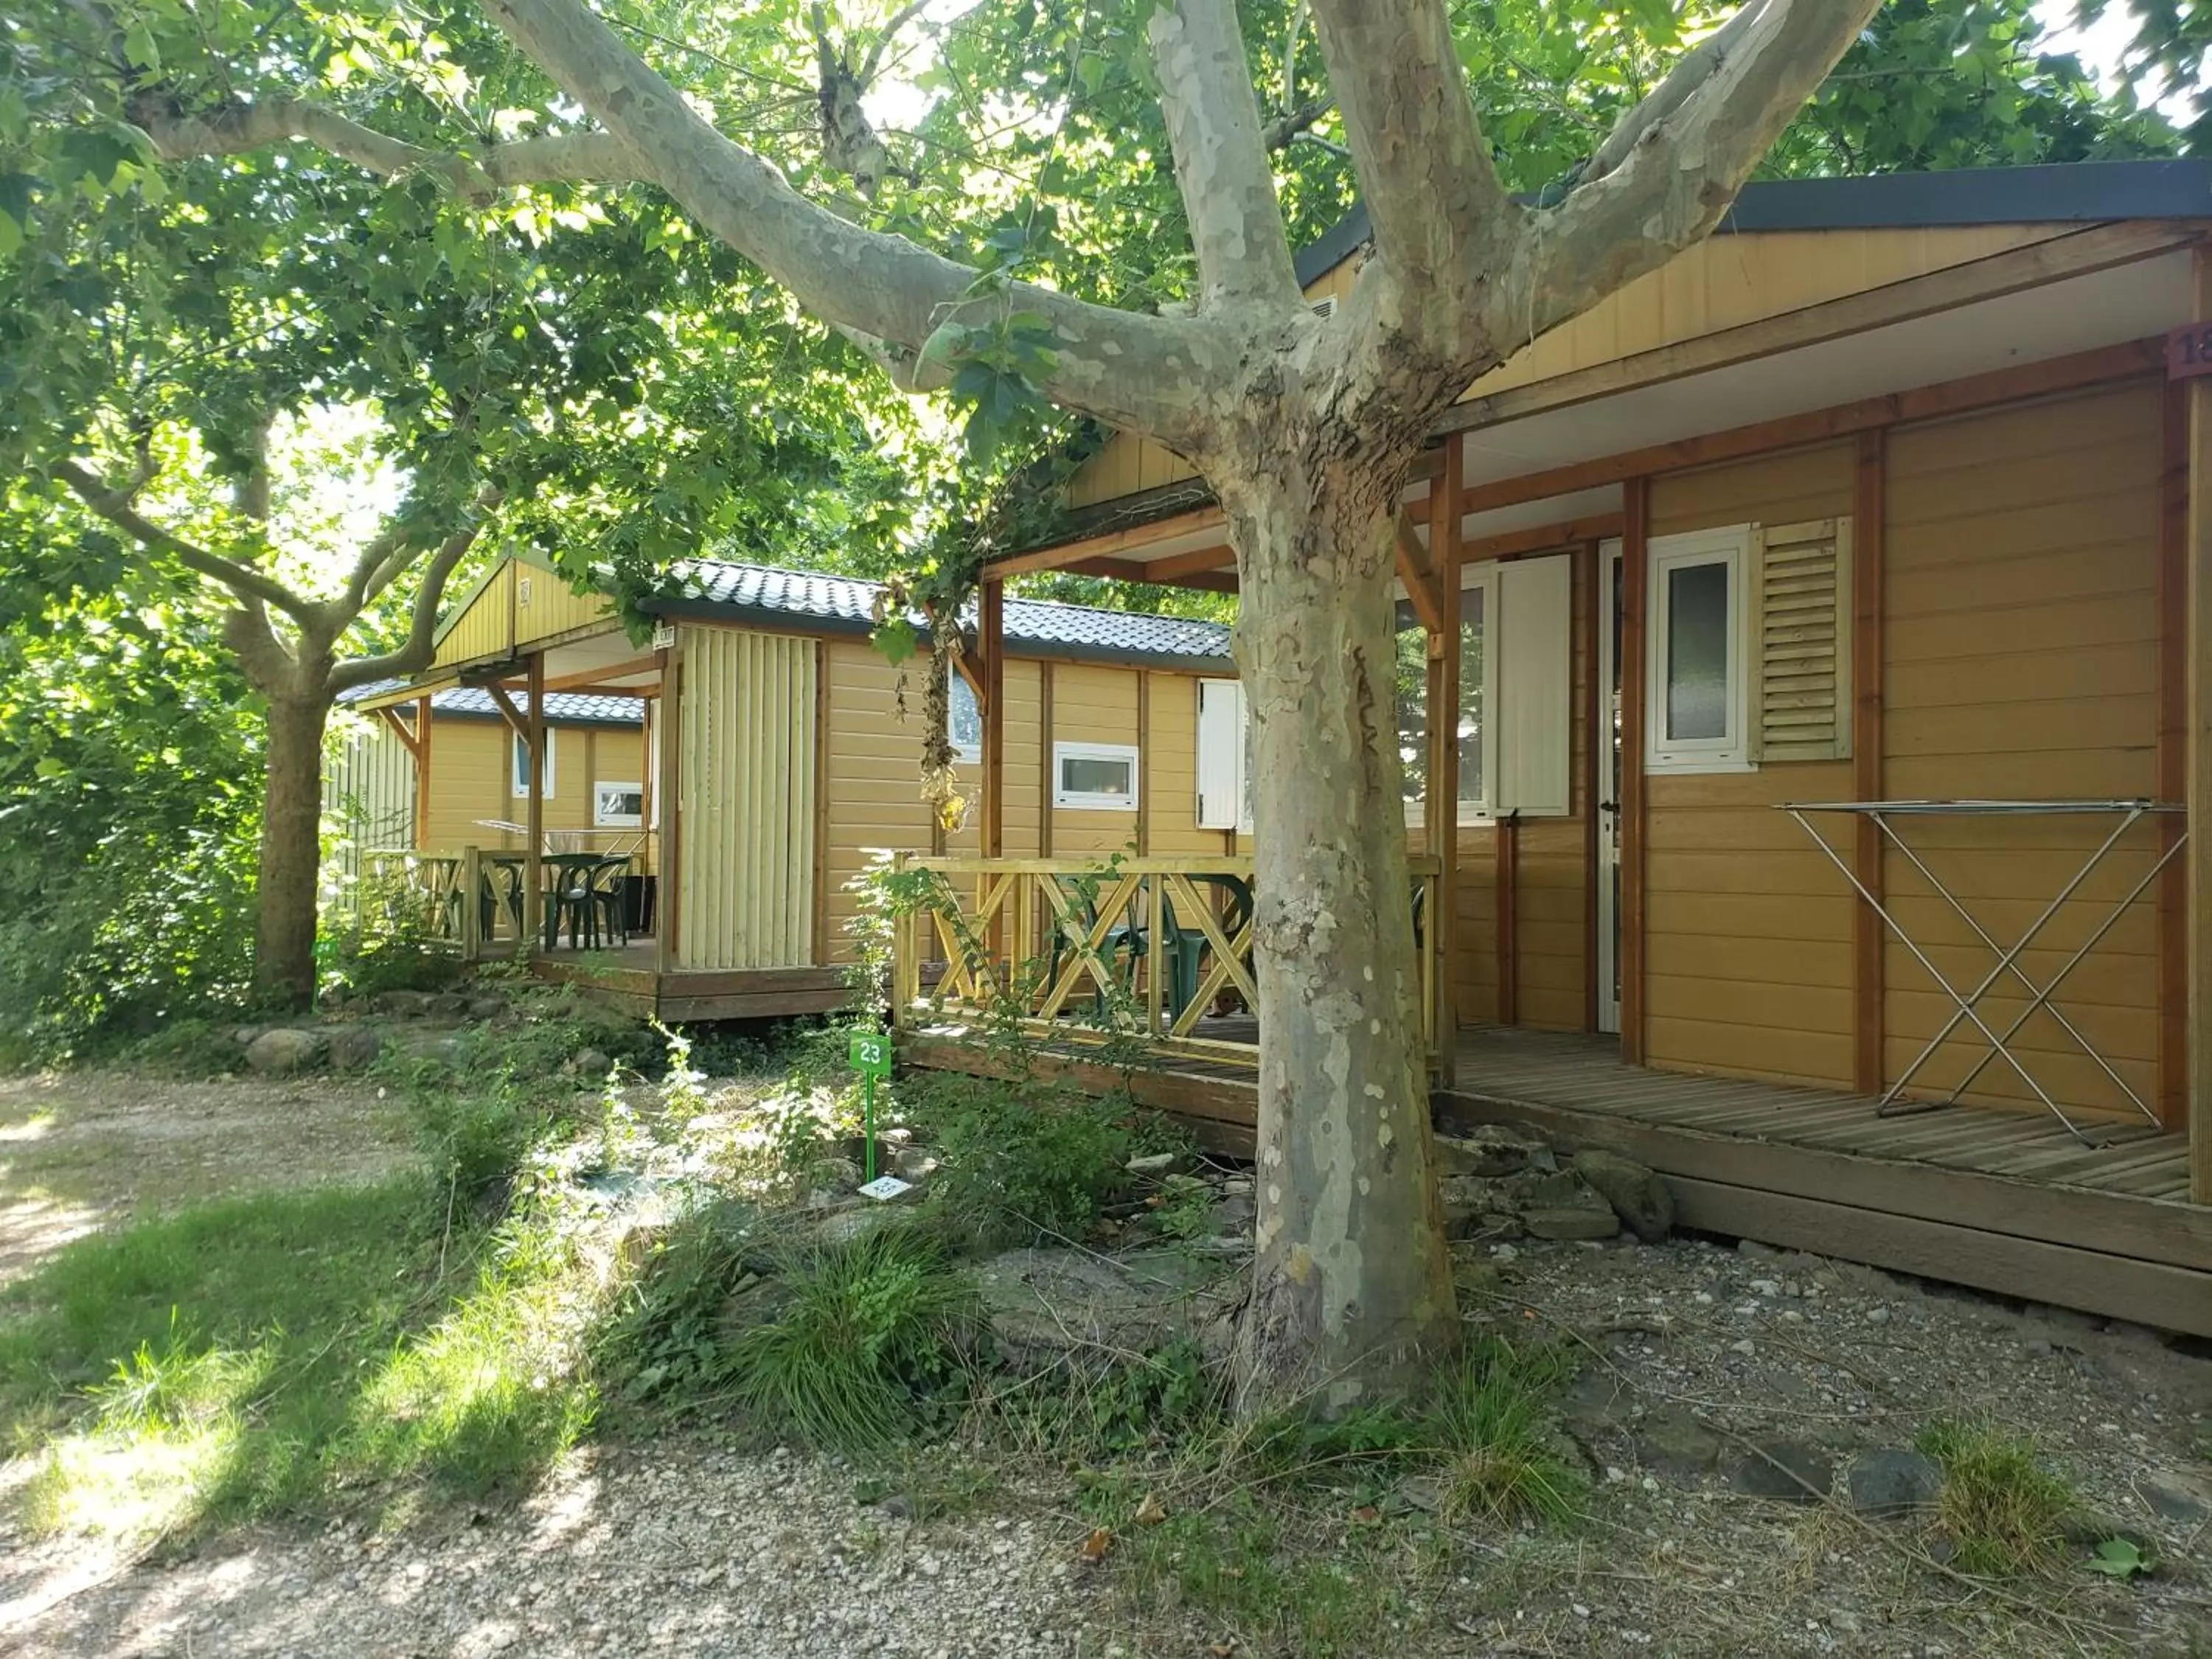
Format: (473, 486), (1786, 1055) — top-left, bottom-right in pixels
(1749, 517), (1853, 762)
(1196, 680), (1245, 830)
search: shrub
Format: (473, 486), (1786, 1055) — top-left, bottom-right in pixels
(723, 1222), (979, 1450)
(1427, 1338), (1585, 1526)
(591, 1197), (771, 1409)
(900, 1072), (1183, 1243)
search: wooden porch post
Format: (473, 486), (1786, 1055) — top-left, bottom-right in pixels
(1431, 438), (1463, 1082)
(657, 639), (683, 975)
(1619, 478), (1651, 1067)
(413, 694), (434, 851)
(524, 653), (546, 953)
(1852, 429), (1887, 1096)
(2186, 248), (2212, 1201)
(980, 579), (1006, 858)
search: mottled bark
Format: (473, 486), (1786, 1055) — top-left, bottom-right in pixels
(256, 692), (335, 1009)
(1223, 466), (1456, 1411)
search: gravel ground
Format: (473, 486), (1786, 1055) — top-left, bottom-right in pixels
(7, 1231), (2208, 1658)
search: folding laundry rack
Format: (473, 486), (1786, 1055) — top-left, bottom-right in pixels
(1779, 799), (2185, 1145)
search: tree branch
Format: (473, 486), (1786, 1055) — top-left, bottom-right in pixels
(475, 0), (1219, 443)
(1506, 0), (1884, 347)
(1147, 0), (1301, 313)
(223, 599), (302, 695)
(136, 95), (640, 203)
(856, 0), (938, 91)
(1307, 0), (1517, 344)
(55, 459), (316, 622)
(1262, 95), (1335, 153)
(327, 510), (495, 695)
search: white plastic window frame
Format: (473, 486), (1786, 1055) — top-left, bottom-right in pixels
(511, 728), (556, 799)
(1053, 741), (1141, 811)
(947, 673), (984, 765)
(1646, 526), (1754, 775)
(1400, 563), (1498, 828)
(594, 780), (644, 828)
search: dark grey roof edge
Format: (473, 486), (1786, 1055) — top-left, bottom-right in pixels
(1293, 159), (2212, 288)
(642, 594), (1229, 670)
(431, 703), (642, 729)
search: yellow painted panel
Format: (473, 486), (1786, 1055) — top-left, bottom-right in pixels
(513, 560), (615, 647)
(431, 563), (515, 669)
(675, 626), (815, 969)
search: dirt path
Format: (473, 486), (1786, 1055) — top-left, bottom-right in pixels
(0, 1069), (416, 1287)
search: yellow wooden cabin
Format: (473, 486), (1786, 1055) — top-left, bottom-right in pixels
(899, 158), (2212, 1337)
(341, 553), (1237, 1020)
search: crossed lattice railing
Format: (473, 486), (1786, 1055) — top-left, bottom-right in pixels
(888, 853), (1444, 1073)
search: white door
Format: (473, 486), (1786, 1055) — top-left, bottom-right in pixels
(1596, 540), (1623, 1035)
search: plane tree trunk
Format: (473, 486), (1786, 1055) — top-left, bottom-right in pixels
(254, 689), (336, 1009)
(1224, 465), (1456, 1409)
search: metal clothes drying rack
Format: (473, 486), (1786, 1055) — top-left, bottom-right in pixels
(1778, 799), (2184, 1145)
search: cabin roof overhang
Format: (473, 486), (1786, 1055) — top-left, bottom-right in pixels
(1004, 160), (2212, 588)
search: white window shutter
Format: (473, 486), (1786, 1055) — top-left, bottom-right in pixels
(1196, 680), (1245, 830)
(1750, 518), (1854, 762)
(1495, 554), (1572, 816)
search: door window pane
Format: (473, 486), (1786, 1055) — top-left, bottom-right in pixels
(1665, 560), (1731, 742)
(1456, 585), (1485, 807)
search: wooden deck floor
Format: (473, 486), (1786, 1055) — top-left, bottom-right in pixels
(900, 1020), (2212, 1338)
(529, 945), (847, 1020)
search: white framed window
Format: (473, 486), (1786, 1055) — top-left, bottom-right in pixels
(511, 728), (556, 798)
(948, 673), (983, 765)
(1647, 526), (1753, 773)
(594, 781), (643, 827)
(1054, 741), (1139, 810)
(1195, 679), (1253, 834)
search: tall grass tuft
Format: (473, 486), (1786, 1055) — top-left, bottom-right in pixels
(1916, 1416), (2076, 1576)
(1426, 1337), (1585, 1526)
(726, 1222), (978, 1451)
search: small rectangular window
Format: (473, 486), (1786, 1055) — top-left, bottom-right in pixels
(948, 673), (983, 765)
(1054, 742), (1139, 810)
(1647, 527), (1752, 773)
(594, 782), (643, 827)
(511, 728), (557, 798)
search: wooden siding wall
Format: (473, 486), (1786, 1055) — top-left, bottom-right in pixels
(1644, 444), (1860, 1088)
(1448, 550), (1593, 1032)
(1878, 382), (2163, 1116)
(433, 563), (514, 669)
(820, 639), (1227, 965)
(420, 717), (650, 862)
(323, 717), (417, 908)
(429, 557), (617, 672)
(512, 560), (613, 649)
(676, 627), (817, 970)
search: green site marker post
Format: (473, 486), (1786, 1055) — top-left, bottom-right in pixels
(849, 1030), (893, 1183)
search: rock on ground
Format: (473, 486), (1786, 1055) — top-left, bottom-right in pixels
(243, 1029), (324, 1075)
(978, 1246), (1245, 1371)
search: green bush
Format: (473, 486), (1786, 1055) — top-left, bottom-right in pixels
(899, 1072), (1183, 1243)
(723, 1222), (978, 1450)
(592, 1197), (771, 1409)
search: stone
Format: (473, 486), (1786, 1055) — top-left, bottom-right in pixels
(976, 1247), (1245, 1373)
(326, 1026), (383, 1071)
(1436, 1175), (1526, 1241)
(1523, 1206), (1622, 1242)
(245, 1028), (324, 1075)
(1124, 1151), (1185, 1179)
(2142, 1472), (2212, 1525)
(1208, 1194), (1256, 1232)
(231, 1025), (265, 1048)
(1730, 1440), (1834, 1504)
(1846, 1449), (1944, 1518)
(467, 996), (508, 1021)
(891, 1147), (937, 1182)
(574, 1048), (614, 1079)
(426, 992), (473, 1019)
(1559, 1369), (1637, 1441)
(1572, 1151), (1676, 1242)
(1635, 1409), (1725, 1479)
(375, 990), (434, 1018)
(1431, 1122), (1554, 1179)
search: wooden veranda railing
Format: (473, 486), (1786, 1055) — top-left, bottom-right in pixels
(364, 847), (532, 961)
(888, 853), (1445, 1074)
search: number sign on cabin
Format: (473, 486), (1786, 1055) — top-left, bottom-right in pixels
(2167, 324), (2212, 381)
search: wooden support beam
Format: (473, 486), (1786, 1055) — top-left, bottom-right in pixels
(1852, 429), (1887, 1096)
(485, 682), (529, 742)
(1582, 542), (1603, 1033)
(1396, 509), (1446, 636)
(1135, 669), (1152, 857)
(1037, 664), (1056, 860)
(813, 641), (832, 966)
(1147, 543), (1238, 581)
(536, 654), (661, 694)
(1459, 337), (2168, 518)
(2187, 247), (2212, 1201)
(2162, 380), (2191, 1132)
(987, 505), (1228, 577)
(1497, 813), (1520, 1027)
(524, 654), (546, 952)
(1463, 513), (1627, 564)
(658, 639), (684, 974)
(1619, 479), (1651, 1066)
(375, 704), (422, 761)
(413, 694), (434, 852)
(1438, 222), (2196, 440)
(980, 580), (1006, 861)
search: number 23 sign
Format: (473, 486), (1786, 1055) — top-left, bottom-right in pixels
(2168, 324), (2212, 380)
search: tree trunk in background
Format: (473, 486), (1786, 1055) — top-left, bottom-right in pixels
(254, 693), (333, 1009)
(1228, 470), (1457, 1411)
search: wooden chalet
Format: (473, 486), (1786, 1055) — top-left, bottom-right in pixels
(897, 159), (2212, 1338)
